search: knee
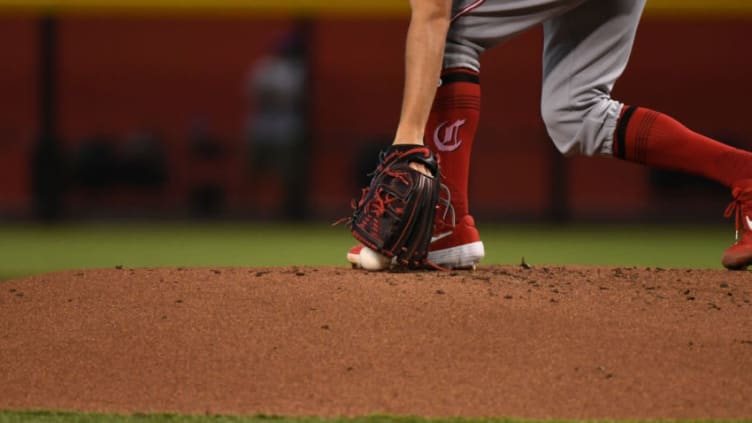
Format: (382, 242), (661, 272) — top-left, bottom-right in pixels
(540, 96), (620, 156)
(540, 99), (577, 154)
(540, 100), (562, 141)
(443, 37), (483, 72)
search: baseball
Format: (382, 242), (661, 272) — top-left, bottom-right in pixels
(359, 247), (391, 271)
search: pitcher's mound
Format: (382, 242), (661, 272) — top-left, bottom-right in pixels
(1, 265), (751, 419)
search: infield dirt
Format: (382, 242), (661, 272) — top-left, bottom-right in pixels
(1, 265), (751, 419)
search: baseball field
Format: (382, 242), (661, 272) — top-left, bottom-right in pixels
(1, 222), (751, 422)
(3, 0), (752, 419)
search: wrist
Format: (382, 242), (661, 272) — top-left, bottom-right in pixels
(393, 128), (425, 145)
(393, 139), (424, 146)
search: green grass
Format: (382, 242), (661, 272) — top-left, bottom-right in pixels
(0, 221), (734, 280)
(481, 222), (731, 269)
(0, 222), (352, 280)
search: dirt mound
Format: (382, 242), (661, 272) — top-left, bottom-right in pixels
(1, 265), (751, 419)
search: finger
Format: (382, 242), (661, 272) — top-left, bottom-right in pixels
(409, 162), (432, 177)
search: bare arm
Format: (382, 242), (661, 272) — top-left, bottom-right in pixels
(393, 0), (452, 146)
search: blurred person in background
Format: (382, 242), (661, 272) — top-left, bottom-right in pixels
(246, 30), (308, 220)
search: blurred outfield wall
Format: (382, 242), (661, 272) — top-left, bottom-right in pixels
(0, 1), (751, 221)
(0, 0), (750, 15)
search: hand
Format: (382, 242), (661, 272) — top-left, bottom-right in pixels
(393, 141), (432, 177)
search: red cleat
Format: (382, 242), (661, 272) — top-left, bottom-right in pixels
(722, 179), (752, 270)
(347, 214), (485, 270)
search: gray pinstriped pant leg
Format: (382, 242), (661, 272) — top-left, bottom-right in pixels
(444, 0), (647, 156)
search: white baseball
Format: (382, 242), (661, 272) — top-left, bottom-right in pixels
(359, 247), (392, 271)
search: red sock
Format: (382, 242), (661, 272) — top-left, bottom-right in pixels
(614, 106), (752, 187)
(426, 68), (480, 217)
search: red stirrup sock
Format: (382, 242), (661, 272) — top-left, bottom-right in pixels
(614, 106), (752, 187)
(425, 68), (481, 217)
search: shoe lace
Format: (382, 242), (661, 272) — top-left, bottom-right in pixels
(724, 190), (752, 242)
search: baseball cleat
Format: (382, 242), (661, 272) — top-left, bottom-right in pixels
(722, 179), (752, 270)
(347, 214), (485, 270)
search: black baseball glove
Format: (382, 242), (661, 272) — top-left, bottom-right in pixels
(348, 144), (441, 268)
